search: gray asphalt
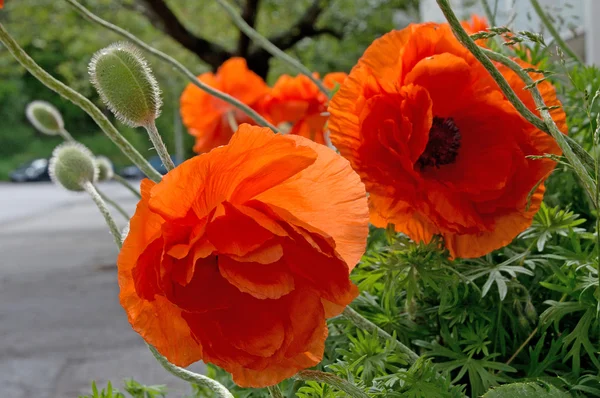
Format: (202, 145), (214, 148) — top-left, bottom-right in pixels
(0, 182), (205, 398)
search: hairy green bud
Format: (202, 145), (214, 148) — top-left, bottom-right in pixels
(49, 142), (98, 192)
(25, 100), (64, 135)
(89, 42), (162, 127)
(96, 156), (114, 181)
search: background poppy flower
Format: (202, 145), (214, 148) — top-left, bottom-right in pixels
(263, 72), (346, 144)
(328, 23), (565, 258)
(118, 124), (369, 387)
(180, 58), (270, 153)
(461, 15), (489, 46)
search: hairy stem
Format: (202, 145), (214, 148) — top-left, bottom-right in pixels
(342, 306), (420, 364)
(481, 48), (596, 174)
(145, 122), (175, 171)
(97, 186), (130, 220)
(296, 370), (370, 398)
(435, 0), (596, 204)
(267, 385), (285, 398)
(64, 0), (278, 133)
(83, 182), (122, 248)
(215, 0), (330, 98)
(113, 174), (141, 198)
(0, 24), (162, 183)
(148, 345), (234, 398)
(529, 0), (583, 64)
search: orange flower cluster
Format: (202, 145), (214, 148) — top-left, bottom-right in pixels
(328, 22), (565, 259)
(121, 15), (566, 389)
(118, 125), (368, 387)
(180, 58), (346, 153)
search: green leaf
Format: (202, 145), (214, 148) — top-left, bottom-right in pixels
(482, 382), (571, 397)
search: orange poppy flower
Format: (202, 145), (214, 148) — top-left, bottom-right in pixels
(263, 72), (346, 144)
(328, 23), (565, 258)
(0, 0), (4, 8)
(180, 58), (270, 153)
(118, 124), (368, 387)
(462, 15), (489, 46)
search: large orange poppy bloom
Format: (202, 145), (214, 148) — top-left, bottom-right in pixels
(180, 58), (270, 153)
(328, 23), (565, 258)
(118, 124), (368, 387)
(263, 73), (346, 144)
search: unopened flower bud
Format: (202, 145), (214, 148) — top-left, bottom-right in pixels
(525, 301), (537, 322)
(25, 100), (64, 135)
(89, 42), (161, 127)
(96, 156), (114, 181)
(49, 142), (97, 192)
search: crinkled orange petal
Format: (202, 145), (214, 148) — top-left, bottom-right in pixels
(255, 134), (369, 269)
(118, 180), (203, 366)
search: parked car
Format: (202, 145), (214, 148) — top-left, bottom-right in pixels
(119, 155), (181, 179)
(9, 158), (50, 182)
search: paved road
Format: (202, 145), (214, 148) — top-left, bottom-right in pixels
(0, 182), (204, 398)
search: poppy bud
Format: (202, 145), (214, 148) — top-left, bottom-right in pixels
(26, 100), (64, 136)
(525, 301), (537, 322)
(89, 42), (162, 127)
(49, 142), (97, 192)
(518, 314), (530, 329)
(96, 156), (114, 181)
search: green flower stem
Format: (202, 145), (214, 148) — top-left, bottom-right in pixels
(295, 370), (370, 398)
(435, 0), (597, 204)
(529, 0), (583, 64)
(83, 181), (122, 248)
(267, 385), (285, 398)
(64, 0), (278, 134)
(96, 186), (130, 220)
(214, 0), (330, 98)
(479, 0), (496, 26)
(481, 48), (596, 174)
(59, 128), (75, 142)
(145, 122), (175, 171)
(148, 345), (234, 398)
(342, 306), (420, 364)
(0, 23), (162, 183)
(226, 111), (239, 133)
(113, 174), (141, 198)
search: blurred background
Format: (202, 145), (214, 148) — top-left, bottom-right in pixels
(0, 0), (594, 397)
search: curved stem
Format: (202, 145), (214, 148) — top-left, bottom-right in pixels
(481, 48), (596, 174)
(145, 122), (175, 171)
(226, 111), (239, 133)
(214, 0), (330, 98)
(83, 182), (122, 248)
(0, 24), (162, 183)
(529, 0), (583, 64)
(96, 186), (130, 220)
(435, 0), (596, 204)
(296, 370), (370, 398)
(64, 0), (278, 133)
(148, 345), (234, 398)
(267, 385), (285, 398)
(59, 128), (75, 142)
(113, 174), (141, 198)
(342, 306), (420, 364)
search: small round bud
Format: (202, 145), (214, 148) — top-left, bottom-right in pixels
(524, 301), (537, 322)
(25, 100), (64, 135)
(89, 42), (162, 127)
(49, 142), (98, 192)
(96, 156), (114, 181)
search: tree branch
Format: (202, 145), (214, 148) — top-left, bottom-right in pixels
(237, 0), (261, 57)
(139, 0), (231, 69)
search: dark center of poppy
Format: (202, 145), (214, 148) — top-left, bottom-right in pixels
(417, 116), (461, 169)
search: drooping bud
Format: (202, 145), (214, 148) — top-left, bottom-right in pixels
(524, 301), (537, 322)
(25, 100), (64, 136)
(96, 156), (114, 181)
(89, 42), (162, 127)
(49, 142), (98, 192)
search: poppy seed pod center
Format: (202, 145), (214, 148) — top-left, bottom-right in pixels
(417, 116), (461, 169)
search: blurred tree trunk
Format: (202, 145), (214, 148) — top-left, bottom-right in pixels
(139, 0), (342, 78)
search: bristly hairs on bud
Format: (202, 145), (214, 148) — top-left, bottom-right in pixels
(96, 155), (114, 181)
(49, 142), (98, 192)
(88, 42), (162, 127)
(26, 100), (64, 135)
